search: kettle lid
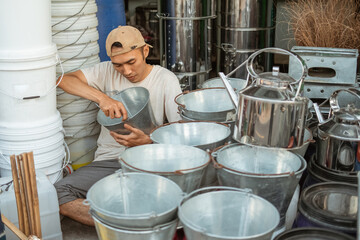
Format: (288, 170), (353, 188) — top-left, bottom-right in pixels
(318, 108), (360, 141)
(256, 67), (296, 88)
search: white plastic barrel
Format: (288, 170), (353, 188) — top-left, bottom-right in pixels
(0, 45), (59, 123)
(57, 42), (100, 60)
(63, 122), (100, 138)
(52, 27), (99, 45)
(56, 55), (100, 73)
(66, 134), (98, 170)
(52, 14), (98, 31)
(57, 98), (97, 113)
(51, 0), (97, 16)
(61, 108), (99, 127)
(0, 0), (52, 52)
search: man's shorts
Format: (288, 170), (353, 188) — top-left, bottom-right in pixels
(54, 159), (121, 205)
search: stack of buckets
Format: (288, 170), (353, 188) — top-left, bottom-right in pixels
(0, 0), (66, 184)
(51, 0), (101, 170)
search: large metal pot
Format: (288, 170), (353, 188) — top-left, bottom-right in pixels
(214, 143), (307, 229)
(219, 48), (309, 148)
(178, 187), (280, 240)
(119, 144), (210, 193)
(274, 227), (355, 240)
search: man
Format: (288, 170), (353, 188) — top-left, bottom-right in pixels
(55, 26), (182, 226)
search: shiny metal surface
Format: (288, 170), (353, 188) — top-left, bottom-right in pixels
(93, 215), (178, 240)
(159, 0), (214, 89)
(97, 87), (156, 135)
(150, 121), (231, 151)
(86, 172), (183, 228)
(178, 187), (280, 240)
(316, 109), (360, 172)
(329, 88), (360, 113)
(274, 228), (355, 240)
(199, 77), (247, 93)
(119, 144), (210, 193)
(220, 48), (309, 148)
(288, 128), (313, 157)
(299, 182), (357, 233)
(150, 121), (231, 187)
(215, 144), (306, 228)
(175, 88), (236, 121)
(216, 0), (276, 78)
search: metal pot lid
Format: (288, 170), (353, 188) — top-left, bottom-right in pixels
(255, 67), (296, 88)
(299, 182), (358, 228)
(318, 109), (360, 141)
(241, 85), (294, 101)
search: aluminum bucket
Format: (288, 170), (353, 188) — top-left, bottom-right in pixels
(93, 215), (178, 240)
(178, 187), (280, 240)
(274, 227), (355, 240)
(175, 88), (236, 122)
(97, 87), (156, 134)
(150, 121), (231, 187)
(119, 144), (210, 193)
(214, 144), (307, 228)
(199, 77), (247, 93)
(86, 172), (183, 228)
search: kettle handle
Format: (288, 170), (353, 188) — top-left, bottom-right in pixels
(329, 88), (360, 112)
(246, 47), (308, 86)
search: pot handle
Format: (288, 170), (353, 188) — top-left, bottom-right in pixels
(246, 47), (308, 86)
(329, 88), (360, 112)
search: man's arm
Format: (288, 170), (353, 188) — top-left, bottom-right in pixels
(57, 70), (127, 119)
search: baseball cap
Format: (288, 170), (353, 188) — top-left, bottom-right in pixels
(105, 25), (152, 57)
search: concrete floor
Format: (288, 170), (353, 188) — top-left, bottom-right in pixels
(61, 217), (98, 240)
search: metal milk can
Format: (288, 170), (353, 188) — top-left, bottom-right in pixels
(219, 48), (309, 148)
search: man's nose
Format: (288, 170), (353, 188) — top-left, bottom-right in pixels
(122, 64), (132, 75)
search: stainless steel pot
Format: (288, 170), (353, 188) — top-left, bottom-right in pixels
(199, 77), (247, 93)
(219, 47), (309, 148)
(314, 107), (360, 172)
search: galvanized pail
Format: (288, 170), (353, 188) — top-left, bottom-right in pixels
(97, 87), (156, 134)
(178, 187), (280, 240)
(119, 144), (210, 193)
(214, 144), (307, 229)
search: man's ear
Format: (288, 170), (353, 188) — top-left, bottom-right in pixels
(143, 45), (150, 59)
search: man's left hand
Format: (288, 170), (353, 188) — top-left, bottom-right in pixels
(110, 124), (152, 147)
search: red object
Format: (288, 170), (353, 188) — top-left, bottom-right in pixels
(173, 228), (186, 240)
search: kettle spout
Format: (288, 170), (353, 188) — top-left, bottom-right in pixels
(313, 102), (325, 124)
(219, 72), (239, 108)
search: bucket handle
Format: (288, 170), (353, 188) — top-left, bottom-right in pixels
(0, 53), (64, 100)
(52, 0), (90, 29)
(45, 141), (71, 182)
(119, 152), (211, 175)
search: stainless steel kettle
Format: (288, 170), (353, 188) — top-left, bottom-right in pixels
(219, 48), (309, 148)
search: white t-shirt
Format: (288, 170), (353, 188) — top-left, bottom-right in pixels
(81, 62), (182, 161)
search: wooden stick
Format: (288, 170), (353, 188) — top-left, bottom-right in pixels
(16, 155), (30, 236)
(1, 214), (27, 240)
(21, 153), (35, 236)
(27, 152), (42, 238)
(10, 155), (24, 233)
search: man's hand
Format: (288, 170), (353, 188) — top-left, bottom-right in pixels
(99, 95), (128, 120)
(110, 124), (152, 147)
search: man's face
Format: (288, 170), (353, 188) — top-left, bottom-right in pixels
(110, 46), (149, 83)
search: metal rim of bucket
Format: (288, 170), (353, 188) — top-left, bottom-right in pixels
(97, 87), (150, 128)
(119, 144), (211, 175)
(90, 209), (179, 231)
(149, 120), (232, 147)
(174, 87), (235, 114)
(85, 172), (184, 219)
(178, 186), (280, 239)
(214, 143), (307, 177)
